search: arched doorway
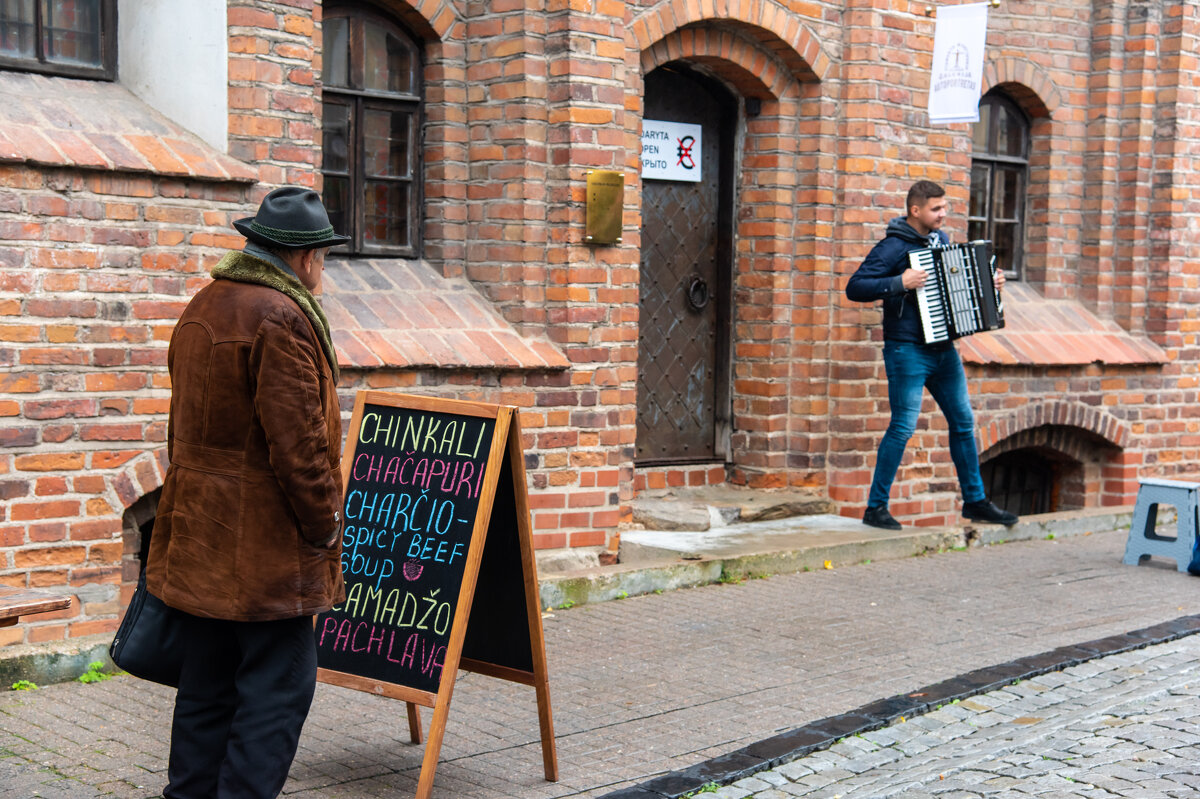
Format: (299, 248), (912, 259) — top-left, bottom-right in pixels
(637, 63), (736, 465)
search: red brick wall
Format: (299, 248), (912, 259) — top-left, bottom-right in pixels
(0, 0), (320, 646)
(0, 164), (253, 645)
(227, 0), (321, 193)
(6, 0), (1200, 647)
(542, 0), (638, 548)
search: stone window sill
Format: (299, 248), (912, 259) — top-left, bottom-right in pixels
(322, 258), (570, 372)
(958, 283), (1167, 367)
(0, 72), (255, 183)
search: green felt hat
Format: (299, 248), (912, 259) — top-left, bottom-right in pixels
(233, 187), (350, 249)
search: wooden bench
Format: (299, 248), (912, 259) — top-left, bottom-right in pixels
(0, 585), (72, 627)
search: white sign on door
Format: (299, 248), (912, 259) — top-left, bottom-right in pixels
(641, 119), (702, 182)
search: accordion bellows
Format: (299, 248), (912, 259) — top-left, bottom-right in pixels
(909, 240), (1005, 344)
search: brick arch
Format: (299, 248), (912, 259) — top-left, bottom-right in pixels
(629, 0), (831, 85)
(981, 57), (1061, 118)
(641, 28), (797, 100)
(978, 400), (1131, 455)
(980, 425), (1117, 465)
(367, 0), (461, 42)
(112, 449), (169, 512)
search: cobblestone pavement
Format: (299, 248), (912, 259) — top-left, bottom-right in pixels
(711, 635), (1200, 799)
(3, 529), (1200, 797)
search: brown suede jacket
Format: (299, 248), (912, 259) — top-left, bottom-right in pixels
(147, 251), (345, 622)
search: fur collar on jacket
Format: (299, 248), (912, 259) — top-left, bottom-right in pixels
(211, 250), (340, 383)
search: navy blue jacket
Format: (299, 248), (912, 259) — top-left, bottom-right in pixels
(845, 217), (949, 344)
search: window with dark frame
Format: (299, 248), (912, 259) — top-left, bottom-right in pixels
(968, 93), (1029, 281)
(0, 0), (116, 81)
(321, 7), (422, 258)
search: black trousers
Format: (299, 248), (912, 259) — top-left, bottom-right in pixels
(164, 612), (317, 799)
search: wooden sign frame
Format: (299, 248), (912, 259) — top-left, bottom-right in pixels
(316, 391), (557, 798)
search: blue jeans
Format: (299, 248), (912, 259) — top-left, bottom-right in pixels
(867, 340), (987, 508)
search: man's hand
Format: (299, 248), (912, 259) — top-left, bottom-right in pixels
(994, 269), (1006, 290)
(322, 510), (342, 549)
(901, 268), (927, 290)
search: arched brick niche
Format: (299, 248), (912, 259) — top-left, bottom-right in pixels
(120, 489), (160, 589)
(978, 399), (1135, 512)
(113, 450), (168, 605)
(980, 425), (1120, 514)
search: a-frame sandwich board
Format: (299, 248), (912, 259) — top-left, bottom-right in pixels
(314, 391), (557, 797)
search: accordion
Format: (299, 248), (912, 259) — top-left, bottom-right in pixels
(908, 240), (1005, 344)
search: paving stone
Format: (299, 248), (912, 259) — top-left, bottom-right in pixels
(840, 748), (903, 774)
(754, 769), (791, 787)
(732, 776), (775, 792)
(708, 787), (752, 799)
(774, 761), (815, 781)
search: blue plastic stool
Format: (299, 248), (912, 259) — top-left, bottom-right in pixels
(1122, 478), (1200, 572)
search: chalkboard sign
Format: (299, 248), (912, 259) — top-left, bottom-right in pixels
(316, 402), (495, 693)
(314, 391), (556, 799)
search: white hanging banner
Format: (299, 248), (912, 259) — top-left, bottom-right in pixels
(640, 119), (702, 182)
(928, 2), (989, 125)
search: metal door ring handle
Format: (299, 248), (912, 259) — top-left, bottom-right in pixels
(687, 276), (710, 311)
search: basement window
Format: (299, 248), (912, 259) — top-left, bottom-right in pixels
(981, 448), (1084, 516)
(982, 450), (1051, 515)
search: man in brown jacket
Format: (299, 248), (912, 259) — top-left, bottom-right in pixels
(146, 187), (348, 798)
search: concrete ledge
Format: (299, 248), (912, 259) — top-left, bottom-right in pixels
(964, 508), (1134, 546)
(718, 527), (961, 581)
(541, 506), (1136, 610)
(539, 527), (958, 610)
(540, 560), (724, 610)
(0, 634), (114, 688)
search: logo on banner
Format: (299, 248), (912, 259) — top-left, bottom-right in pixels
(932, 44), (974, 93)
(641, 119), (702, 182)
(927, 2), (989, 125)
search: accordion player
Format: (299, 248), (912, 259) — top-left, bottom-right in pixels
(908, 240), (1005, 344)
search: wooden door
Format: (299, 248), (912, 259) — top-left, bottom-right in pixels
(637, 65), (734, 463)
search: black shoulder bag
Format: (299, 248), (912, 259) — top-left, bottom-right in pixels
(109, 571), (184, 687)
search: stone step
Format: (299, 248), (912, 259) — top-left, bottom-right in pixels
(629, 485), (835, 532)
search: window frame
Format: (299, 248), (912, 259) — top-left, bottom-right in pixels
(968, 92), (1030, 281)
(0, 0), (117, 81)
(321, 6), (423, 259)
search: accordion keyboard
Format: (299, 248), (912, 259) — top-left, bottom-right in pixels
(910, 248), (949, 344)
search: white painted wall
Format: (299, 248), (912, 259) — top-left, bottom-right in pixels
(118, 0), (228, 153)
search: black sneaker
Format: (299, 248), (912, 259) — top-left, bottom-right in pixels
(863, 505), (902, 530)
(962, 500), (1018, 526)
